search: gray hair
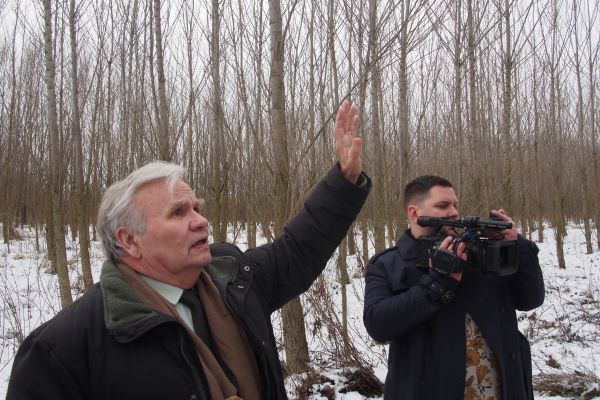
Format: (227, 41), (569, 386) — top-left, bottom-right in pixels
(97, 161), (186, 262)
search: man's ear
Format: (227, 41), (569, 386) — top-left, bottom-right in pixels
(116, 228), (141, 258)
(407, 205), (419, 225)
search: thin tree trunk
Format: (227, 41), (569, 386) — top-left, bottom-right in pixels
(501, 0), (514, 212)
(2, 9), (18, 252)
(43, 0), (73, 307)
(328, 0), (350, 355)
(308, 3), (316, 185)
(397, 0), (411, 229)
(268, 0), (308, 374)
(69, 0), (93, 288)
(587, 19), (600, 250)
(532, 65), (544, 243)
(337, 237), (349, 354)
(210, 0), (227, 242)
(572, 0), (593, 254)
(453, 0), (464, 198)
(153, 0), (170, 161)
(549, 0), (565, 268)
(467, 0), (484, 215)
(368, 0), (386, 252)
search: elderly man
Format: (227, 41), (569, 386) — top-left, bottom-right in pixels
(7, 101), (371, 400)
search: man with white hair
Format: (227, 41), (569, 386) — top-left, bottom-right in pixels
(7, 100), (371, 400)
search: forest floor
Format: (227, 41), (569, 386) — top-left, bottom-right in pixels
(0, 222), (599, 399)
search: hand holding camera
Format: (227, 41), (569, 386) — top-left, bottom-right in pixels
(416, 215), (520, 277)
(430, 235), (468, 282)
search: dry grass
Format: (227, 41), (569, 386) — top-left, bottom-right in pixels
(534, 372), (600, 399)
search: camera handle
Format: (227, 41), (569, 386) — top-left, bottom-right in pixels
(430, 248), (467, 276)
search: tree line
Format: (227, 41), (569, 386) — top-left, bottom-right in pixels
(0, 0), (598, 376)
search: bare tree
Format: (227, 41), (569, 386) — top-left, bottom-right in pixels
(543, 0), (567, 268)
(209, 0), (228, 242)
(585, 2), (600, 250)
(181, 0), (195, 190)
(153, 0), (170, 161)
(367, 0), (386, 253)
(1, 3), (20, 252)
(499, 0), (514, 212)
(268, 0), (309, 374)
(69, 0), (93, 288)
(42, 0), (73, 307)
(466, 0), (486, 215)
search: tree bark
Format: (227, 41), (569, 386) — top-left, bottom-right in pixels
(153, 0), (171, 161)
(268, 0), (309, 374)
(467, 0), (484, 215)
(43, 0), (73, 308)
(210, 0), (228, 242)
(397, 0), (411, 229)
(69, 0), (93, 288)
(368, 0), (386, 253)
(572, 0), (593, 254)
(548, 0), (566, 268)
(500, 0), (514, 213)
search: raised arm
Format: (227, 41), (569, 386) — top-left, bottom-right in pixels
(245, 100), (370, 311)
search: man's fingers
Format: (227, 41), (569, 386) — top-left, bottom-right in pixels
(439, 236), (454, 249)
(335, 100), (350, 130)
(346, 105), (358, 132)
(349, 138), (363, 161)
(351, 114), (360, 134)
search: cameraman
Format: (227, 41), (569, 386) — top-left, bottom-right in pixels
(363, 175), (544, 399)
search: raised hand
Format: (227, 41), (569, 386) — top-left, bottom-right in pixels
(334, 100), (363, 184)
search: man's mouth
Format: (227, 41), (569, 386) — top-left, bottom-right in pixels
(192, 238), (208, 248)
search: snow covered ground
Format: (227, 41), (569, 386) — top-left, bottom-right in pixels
(0, 222), (598, 399)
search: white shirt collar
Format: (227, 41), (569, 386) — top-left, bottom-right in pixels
(140, 275), (184, 305)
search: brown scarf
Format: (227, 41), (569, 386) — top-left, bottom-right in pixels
(115, 264), (262, 400)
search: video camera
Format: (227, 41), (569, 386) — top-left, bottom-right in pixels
(415, 216), (519, 277)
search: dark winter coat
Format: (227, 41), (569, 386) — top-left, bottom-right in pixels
(7, 164), (371, 400)
(363, 230), (544, 400)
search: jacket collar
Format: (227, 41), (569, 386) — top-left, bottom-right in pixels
(396, 229), (418, 261)
(205, 256), (239, 285)
(100, 260), (157, 336)
(100, 256), (240, 341)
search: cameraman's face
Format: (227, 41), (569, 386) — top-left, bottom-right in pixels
(411, 185), (459, 236)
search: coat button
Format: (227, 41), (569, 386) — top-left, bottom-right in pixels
(237, 284), (244, 289)
(243, 265), (251, 272)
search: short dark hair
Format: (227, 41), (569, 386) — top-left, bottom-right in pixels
(403, 175), (453, 209)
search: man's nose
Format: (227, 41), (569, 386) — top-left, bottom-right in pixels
(448, 206), (459, 219)
(190, 212), (208, 230)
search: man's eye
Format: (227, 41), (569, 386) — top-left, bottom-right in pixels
(173, 208), (184, 216)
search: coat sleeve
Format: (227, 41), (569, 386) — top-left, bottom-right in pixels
(363, 255), (459, 342)
(508, 235), (545, 311)
(7, 329), (84, 400)
(245, 163), (371, 313)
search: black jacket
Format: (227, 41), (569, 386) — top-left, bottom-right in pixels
(7, 164), (371, 400)
(363, 230), (544, 400)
